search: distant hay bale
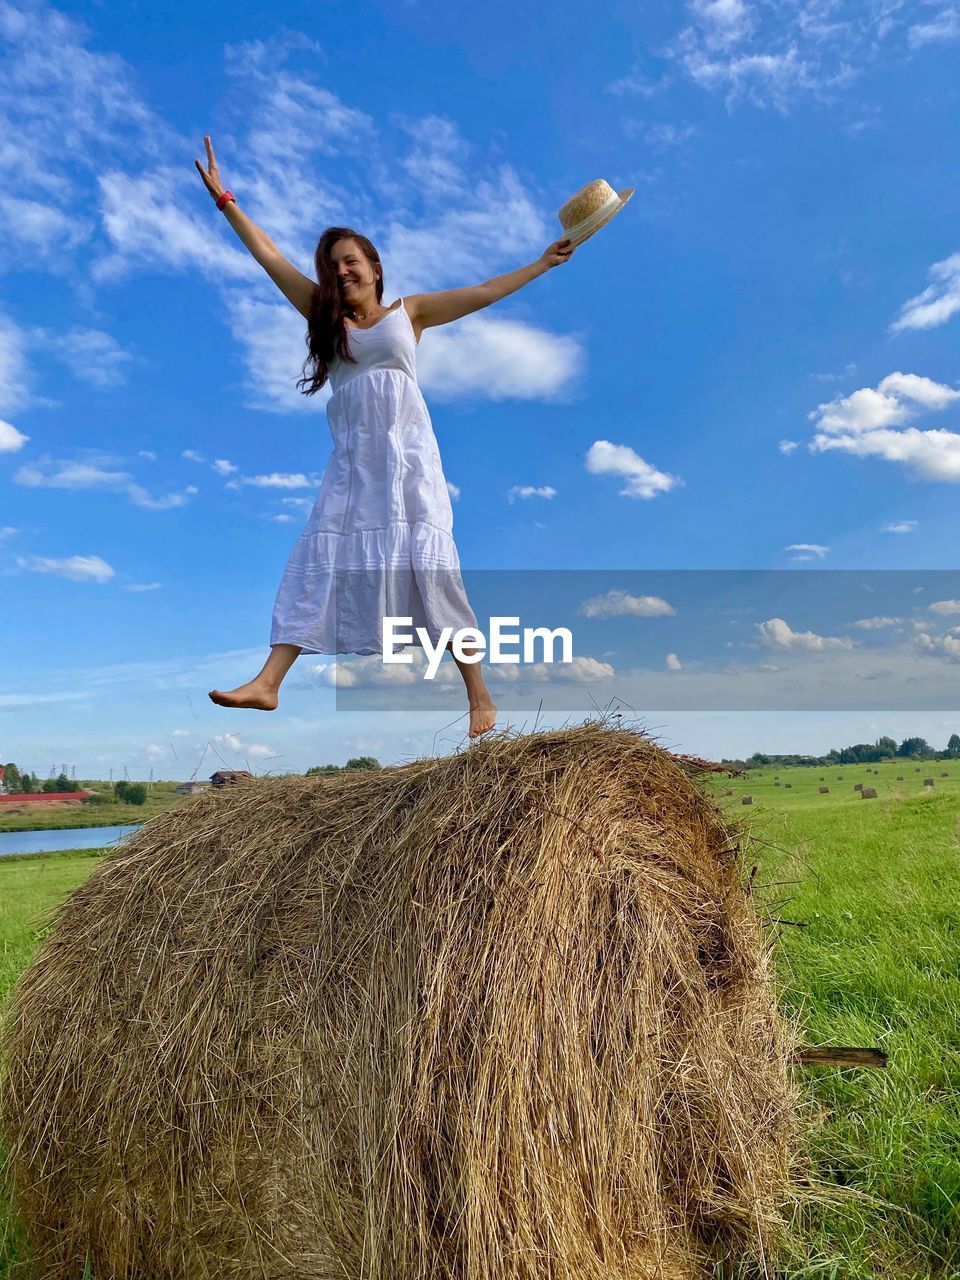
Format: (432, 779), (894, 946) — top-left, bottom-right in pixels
(941, 772), (949, 778)
(924, 778), (934, 787)
(741, 794), (754, 805)
(783, 784), (792, 789)
(854, 783), (863, 791)
(818, 787), (829, 794)
(0, 720), (801, 1280)
(896, 776), (903, 781)
(861, 788), (877, 799)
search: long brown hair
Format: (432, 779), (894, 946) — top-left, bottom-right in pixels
(296, 227), (384, 396)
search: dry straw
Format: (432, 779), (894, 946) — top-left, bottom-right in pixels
(1, 717), (803, 1280)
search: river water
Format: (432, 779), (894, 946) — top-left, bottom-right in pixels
(0, 824), (145, 859)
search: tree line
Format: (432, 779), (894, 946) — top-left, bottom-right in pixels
(2, 764), (148, 805)
(1, 765), (82, 794)
(722, 733), (960, 770)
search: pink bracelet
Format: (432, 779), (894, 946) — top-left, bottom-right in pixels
(216, 190), (235, 211)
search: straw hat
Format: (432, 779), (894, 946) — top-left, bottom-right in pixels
(558, 178), (634, 248)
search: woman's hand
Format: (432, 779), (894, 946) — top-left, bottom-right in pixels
(540, 237), (576, 269)
(195, 135), (226, 202)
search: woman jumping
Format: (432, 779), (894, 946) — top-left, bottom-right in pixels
(195, 136), (575, 739)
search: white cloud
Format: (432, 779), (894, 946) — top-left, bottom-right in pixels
(13, 455), (199, 509)
(418, 315), (585, 405)
(578, 589), (676, 618)
(213, 458), (238, 475)
(810, 363), (858, 383)
(665, 652), (682, 670)
(126, 582), (162, 591)
(689, 0), (756, 48)
(0, 418), (29, 452)
(907, 7), (960, 48)
(915, 630), (960, 662)
(604, 70), (670, 98)
(784, 542), (829, 560)
(890, 251), (960, 333)
(882, 519), (917, 533)
(0, 193), (92, 265)
(656, 0), (950, 114)
(642, 122), (698, 148)
(487, 655), (615, 684)
(182, 449), (205, 463)
(15, 553), (114, 582)
(138, 449), (156, 460)
(928, 599), (960, 616)
(126, 483), (198, 510)
(672, 44), (823, 114)
(93, 168), (258, 287)
(225, 471), (318, 490)
(54, 327), (137, 388)
(807, 371), (960, 481)
(0, 526), (18, 539)
(208, 729), (275, 760)
(446, 481), (460, 501)
(507, 485), (556, 502)
(585, 440), (681, 499)
(853, 616), (902, 629)
(778, 438), (799, 454)
(755, 617), (855, 650)
(0, 0), (181, 278)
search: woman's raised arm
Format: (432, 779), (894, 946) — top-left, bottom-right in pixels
(195, 136), (317, 319)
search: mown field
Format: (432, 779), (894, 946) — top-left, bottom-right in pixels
(1, 758), (958, 1278)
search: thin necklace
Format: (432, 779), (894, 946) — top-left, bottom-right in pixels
(352, 281), (381, 321)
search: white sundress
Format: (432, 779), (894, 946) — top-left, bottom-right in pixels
(269, 297), (479, 656)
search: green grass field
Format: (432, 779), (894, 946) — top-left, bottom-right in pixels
(1, 760), (958, 1278)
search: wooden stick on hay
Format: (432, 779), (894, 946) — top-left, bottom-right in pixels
(794, 1047), (889, 1068)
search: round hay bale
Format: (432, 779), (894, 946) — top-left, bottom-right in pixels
(741, 794), (754, 805)
(0, 721), (801, 1280)
(861, 787), (877, 799)
(818, 787), (829, 794)
(924, 778), (934, 787)
(854, 783), (863, 791)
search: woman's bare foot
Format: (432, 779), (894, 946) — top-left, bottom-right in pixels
(208, 679), (278, 710)
(468, 695), (497, 738)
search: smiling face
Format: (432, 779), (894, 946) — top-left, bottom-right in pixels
(331, 238), (381, 313)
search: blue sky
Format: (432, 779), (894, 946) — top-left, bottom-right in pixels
(3, 0), (960, 780)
